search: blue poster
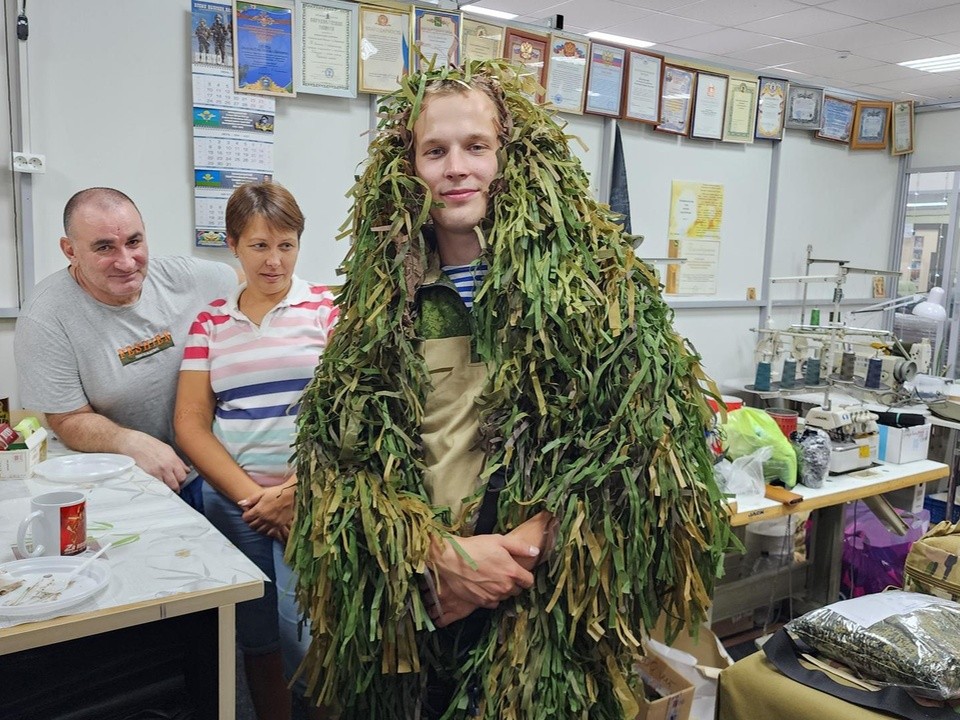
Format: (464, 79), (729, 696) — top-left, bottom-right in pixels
(235, 2), (295, 96)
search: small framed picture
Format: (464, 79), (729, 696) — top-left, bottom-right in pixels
(655, 64), (696, 136)
(891, 100), (915, 156)
(583, 41), (626, 117)
(784, 84), (823, 130)
(722, 77), (758, 143)
(412, 6), (461, 71)
(816, 95), (856, 143)
(756, 76), (788, 141)
(851, 100), (891, 150)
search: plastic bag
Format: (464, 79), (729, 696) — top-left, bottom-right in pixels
(713, 446), (769, 498)
(796, 429), (831, 489)
(787, 591), (960, 699)
(722, 407), (798, 488)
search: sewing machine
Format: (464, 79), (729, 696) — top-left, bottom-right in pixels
(804, 405), (879, 474)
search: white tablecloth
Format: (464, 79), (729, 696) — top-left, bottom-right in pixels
(0, 443), (267, 629)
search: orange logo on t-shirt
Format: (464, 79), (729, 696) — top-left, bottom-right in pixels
(117, 331), (174, 366)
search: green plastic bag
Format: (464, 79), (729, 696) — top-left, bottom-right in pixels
(722, 407), (797, 488)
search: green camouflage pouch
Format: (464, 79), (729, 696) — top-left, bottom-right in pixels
(904, 521), (960, 601)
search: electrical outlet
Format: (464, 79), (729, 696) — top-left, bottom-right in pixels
(11, 152), (46, 174)
(746, 287), (757, 300)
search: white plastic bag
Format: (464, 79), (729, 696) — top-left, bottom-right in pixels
(714, 445), (770, 498)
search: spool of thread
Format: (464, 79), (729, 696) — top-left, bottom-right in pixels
(840, 352), (856, 381)
(805, 357), (821, 386)
(865, 357), (883, 389)
(754, 361), (772, 391)
(780, 358), (797, 389)
(810, 309), (820, 326)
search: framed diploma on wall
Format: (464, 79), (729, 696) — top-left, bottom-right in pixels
(462, 18), (503, 62)
(891, 100), (914, 155)
(503, 27), (549, 100)
(294, 0), (358, 97)
(851, 100), (891, 150)
(583, 42), (625, 117)
(544, 32), (589, 114)
(622, 49), (663, 124)
(234, 0), (296, 97)
(755, 77), (787, 141)
(358, 5), (410, 95)
(722, 78), (757, 143)
(412, 7), (461, 71)
(784, 84), (823, 130)
(816, 95), (856, 143)
(655, 64), (695, 135)
(690, 72), (727, 141)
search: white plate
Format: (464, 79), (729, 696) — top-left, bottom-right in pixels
(0, 556), (110, 617)
(32, 453), (135, 482)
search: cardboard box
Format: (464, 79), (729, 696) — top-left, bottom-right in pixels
(634, 654), (694, 720)
(877, 423), (931, 464)
(884, 483), (926, 514)
(0, 427), (48, 478)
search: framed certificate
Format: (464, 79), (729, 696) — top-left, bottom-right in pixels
(622, 49), (663, 124)
(412, 7), (460, 71)
(544, 32), (589, 114)
(462, 18), (503, 62)
(503, 27), (549, 98)
(690, 71), (727, 140)
(234, 0), (296, 97)
(656, 65), (696, 136)
(851, 100), (891, 150)
(755, 76), (787, 141)
(722, 78), (757, 143)
(294, 0), (358, 97)
(891, 100), (915, 156)
(816, 95), (856, 143)
(784, 84), (823, 130)
(358, 5), (410, 95)
(584, 42), (625, 117)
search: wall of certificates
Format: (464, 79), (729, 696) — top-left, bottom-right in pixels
(0, 0), (916, 388)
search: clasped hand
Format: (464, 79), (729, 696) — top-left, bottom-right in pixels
(239, 485), (294, 542)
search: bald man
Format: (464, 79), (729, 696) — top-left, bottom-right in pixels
(14, 187), (240, 508)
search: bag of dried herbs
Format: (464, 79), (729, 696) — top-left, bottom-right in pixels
(787, 591), (960, 699)
(287, 59), (737, 719)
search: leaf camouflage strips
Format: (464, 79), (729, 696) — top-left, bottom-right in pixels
(288, 59), (737, 718)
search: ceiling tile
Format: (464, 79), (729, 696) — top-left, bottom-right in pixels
(550, 0), (651, 31)
(470, 0), (565, 15)
(819, 0), (957, 22)
(613, 0), (704, 11)
(739, 7), (862, 38)
(933, 31), (960, 45)
(857, 37), (960, 64)
(616, 12), (721, 43)
(667, 0), (801, 27)
(882, 4), (960, 36)
(799, 23), (920, 51)
(776, 53), (882, 77)
(840, 63), (931, 85)
(873, 71), (960, 92)
(728, 40), (825, 65)
(670, 27), (772, 54)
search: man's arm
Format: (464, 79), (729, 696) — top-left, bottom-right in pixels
(47, 405), (189, 491)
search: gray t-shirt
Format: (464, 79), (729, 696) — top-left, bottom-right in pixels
(14, 256), (237, 452)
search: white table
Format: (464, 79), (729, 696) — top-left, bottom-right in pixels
(0, 449), (266, 719)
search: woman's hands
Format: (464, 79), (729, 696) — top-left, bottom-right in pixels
(239, 480), (295, 542)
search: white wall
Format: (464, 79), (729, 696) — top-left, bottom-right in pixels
(0, 0), (919, 408)
(913, 107), (960, 169)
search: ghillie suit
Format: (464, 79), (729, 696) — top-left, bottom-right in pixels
(288, 60), (736, 719)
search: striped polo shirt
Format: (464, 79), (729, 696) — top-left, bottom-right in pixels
(442, 261), (488, 309)
(180, 276), (338, 486)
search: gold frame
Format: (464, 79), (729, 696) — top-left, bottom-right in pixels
(851, 100), (891, 150)
(357, 4), (410, 95)
(891, 100), (915, 156)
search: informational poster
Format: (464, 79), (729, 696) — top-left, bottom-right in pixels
(665, 181), (724, 295)
(234, 1), (296, 96)
(192, 0), (275, 248)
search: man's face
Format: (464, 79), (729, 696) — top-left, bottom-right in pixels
(60, 201), (149, 306)
(412, 89), (500, 256)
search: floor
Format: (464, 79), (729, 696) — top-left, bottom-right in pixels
(235, 651), (309, 720)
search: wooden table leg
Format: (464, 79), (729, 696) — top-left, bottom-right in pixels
(218, 604), (237, 720)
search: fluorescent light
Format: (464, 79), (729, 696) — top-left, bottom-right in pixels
(899, 53), (960, 73)
(462, 6), (517, 20)
(586, 31), (655, 49)
(906, 201), (948, 207)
